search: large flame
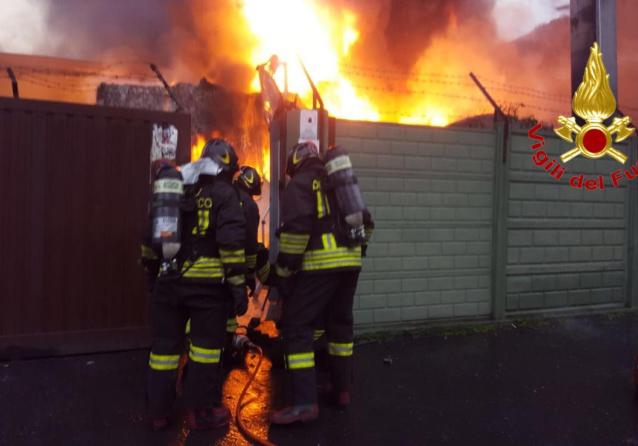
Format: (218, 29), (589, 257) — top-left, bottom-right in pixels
(241, 0), (381, 123)
(238, 0), (482, 127)
(573, 42), (617, 122)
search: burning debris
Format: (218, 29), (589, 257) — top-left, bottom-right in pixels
(98, 78), (270, 179)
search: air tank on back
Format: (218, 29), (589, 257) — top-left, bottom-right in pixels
(323, 145), (367, 245)
(151, 161), (184, 268)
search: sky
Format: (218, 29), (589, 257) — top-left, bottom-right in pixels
(0, 0), (568, 56)
(0, 0), (53, 54)
(492, 0), (569, 40)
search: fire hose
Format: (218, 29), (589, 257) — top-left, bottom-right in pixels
(234, 335), (276, 446)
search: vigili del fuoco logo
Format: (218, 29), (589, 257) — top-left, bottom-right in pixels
(527, 42), (636, 191)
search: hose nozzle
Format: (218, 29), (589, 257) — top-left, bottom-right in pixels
(232, 334), (257, 351)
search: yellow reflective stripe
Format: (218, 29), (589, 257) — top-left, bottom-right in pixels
(189, 344), (221, 364)
(321, 234), (337, 250)
(183, 271), (224, 278)
(280, 245), (307, 254)
(275, 264), (294, 278)
(302, 259), (362, 271)
(227, 275), (245, 286)
(302, 246), (361, 259)
(185, 319), (191, 335)
(304, 252), (361, 262)
(226, 318), (238, 333)
(280, 233), (310, 255)
(219, 249), (246, 264)
(149, 352), (180, 371)
(182, 257), (224, 279)
(141, 245), (158, 260)
(287, 352), (315, 370)
(316, 190), (325, 218)
(328, 342), (354, 357)
(246, 254), (257, 269)
(313, 329), (325, 341)
(302, 246), (362, 271)
(280, 233), (311, 244)
(193, 209), (210, 236)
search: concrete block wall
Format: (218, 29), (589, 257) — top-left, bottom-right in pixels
(506, 131), (627, 312)
(335, 120), (496, 327)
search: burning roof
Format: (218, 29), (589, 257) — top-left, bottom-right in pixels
(4, 0), (638, 125)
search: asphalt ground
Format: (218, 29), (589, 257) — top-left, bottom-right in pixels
(3, 313), (638, 445)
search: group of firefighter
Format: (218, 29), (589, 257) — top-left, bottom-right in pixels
(140, 138), (374, 430)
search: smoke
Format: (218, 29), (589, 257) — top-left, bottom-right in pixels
(344, 0), (496, 70)
(0, 0), (53, 54)
(40, 0), (174, 63)
(16, 0), (638, 122)
(34, 0), (258, 90)
(35, 0), (496, 87)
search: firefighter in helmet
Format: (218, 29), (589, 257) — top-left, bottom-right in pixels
(234, 165), (262, 297)
(146, 138), (247, 430)
(269, 141), (367, 424)
(219, 165), (262, 362)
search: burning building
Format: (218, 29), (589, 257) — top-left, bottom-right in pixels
(3, 0), (638, 353)
(4, 0), (638, 125)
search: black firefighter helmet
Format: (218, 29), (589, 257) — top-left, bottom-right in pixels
(235, 165), (262, 196)
(286, 141), (320, 177)
(201, 138), (239, 173)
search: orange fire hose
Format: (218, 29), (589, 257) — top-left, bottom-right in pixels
(236, 345), (276, 446)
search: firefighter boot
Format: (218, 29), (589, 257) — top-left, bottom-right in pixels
(186, 406), (231, 430)
(270, 404), (319, 425)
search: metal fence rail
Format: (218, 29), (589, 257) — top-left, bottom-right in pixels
(0, 97), (190, 358)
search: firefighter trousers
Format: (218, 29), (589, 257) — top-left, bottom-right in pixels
(280, 270), (360, 405)
(147, 279), (230, 418)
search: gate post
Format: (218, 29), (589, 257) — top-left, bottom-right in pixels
(625, 137), (638, 307)
(491, 121), (511, 319)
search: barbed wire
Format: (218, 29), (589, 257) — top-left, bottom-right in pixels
(0, 60), (575, 104)
(341, 67), (571, 103)
(17, 74), (99, 92)
(1, 60), (636, 119)
(0, 65), (155, 82)
(339, 63), (468, 80)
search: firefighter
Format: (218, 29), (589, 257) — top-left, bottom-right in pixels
(270, 142), (368, 425)
(220, 166), (262, 366)
(314, 207), (374, 398)
(234, 165), (262, 297)
(146, 138), (247, 431)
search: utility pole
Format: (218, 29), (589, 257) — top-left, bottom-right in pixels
(570, 0), (617, 98)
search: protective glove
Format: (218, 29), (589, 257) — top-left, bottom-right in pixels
(230, 285), (248, 316)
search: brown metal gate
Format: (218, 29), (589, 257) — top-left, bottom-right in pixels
(0, 97), (190, 358)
